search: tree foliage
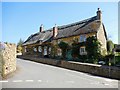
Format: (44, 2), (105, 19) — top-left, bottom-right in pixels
(17, 39), (24, 46)
(85, 36), (101, 63)
(107, 40), (114, 54)
(51, 44), (58, 58)
(71, 40), (84, 58)
(71, 43), (79, 57)
(58, 41), (69, 59)
(17, 39), (24, 53)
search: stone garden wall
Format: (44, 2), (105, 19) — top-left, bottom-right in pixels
(0, 43), (16, 77)
(60, 61), (120, 79)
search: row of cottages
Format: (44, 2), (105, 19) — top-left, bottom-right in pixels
(22, 8), (107, 58)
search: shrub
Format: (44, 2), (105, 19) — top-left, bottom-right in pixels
(58, 41), (69, 59)
(85, 36), (101, 63)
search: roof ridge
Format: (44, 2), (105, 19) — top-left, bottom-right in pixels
(57, 16), (97, 30)
(44, 16), (97, 31)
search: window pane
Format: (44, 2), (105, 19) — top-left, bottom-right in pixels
(33, 47), (37, 52)
(38, 46), (42, 52)
(80, 35), (86, 42)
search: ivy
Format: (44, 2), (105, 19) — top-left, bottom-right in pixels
(85, 36), (101, 63)
(58, 41), (69, 59)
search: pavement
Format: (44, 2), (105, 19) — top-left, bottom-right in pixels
(1, 58), (118, 88)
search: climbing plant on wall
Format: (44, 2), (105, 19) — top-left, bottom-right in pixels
(50, 44), (58, 58)
(71, 39), (86, 58)
(58, 41), (69, 59)
(85, 36), (101, 64)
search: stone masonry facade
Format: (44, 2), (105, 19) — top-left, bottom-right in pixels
(0, 43), (16, 77)
(22, 8), (107, 58)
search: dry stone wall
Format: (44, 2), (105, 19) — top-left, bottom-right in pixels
(0, 43), (16, 77)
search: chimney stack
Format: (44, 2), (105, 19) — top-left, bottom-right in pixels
(96, 8), (102, 21)
(40, 24), (44, 32)
(53, 24), (58, 38)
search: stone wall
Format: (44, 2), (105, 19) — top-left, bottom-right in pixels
(18, 55), (120, 80)
(97, 23), (107, 55)
(0, 43), (16, 77)
(60, 61), (120, 79)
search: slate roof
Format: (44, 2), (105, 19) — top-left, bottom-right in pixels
(23, 16), (106, 46)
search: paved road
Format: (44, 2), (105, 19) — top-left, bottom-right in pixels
(2, 58), (118, 88)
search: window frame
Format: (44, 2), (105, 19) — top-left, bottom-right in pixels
(80, 47), (86, 55)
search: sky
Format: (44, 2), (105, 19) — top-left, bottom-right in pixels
(1, 2), (118, 44)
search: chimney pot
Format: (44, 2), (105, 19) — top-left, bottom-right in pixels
(53, 24), (58, 38)
(40, 24), (44, 32)
(97, 8), (102, 21)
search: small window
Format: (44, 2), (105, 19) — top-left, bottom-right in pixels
(80, 47), (87, 55)
(58, 39), (62, 44)
(58, 48), (62, 56)
(80, 35), (86, 42)
(38, 46), (42, 52)
(33, 47), (37, 52)
(44, 46), (47, 55)
(49, 47), (51, 52)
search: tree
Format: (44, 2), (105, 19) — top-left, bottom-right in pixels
(107, 40), (114, 54)
(58, 41), (69, 59)
(17, 39), (24, 53)
(17, 39), (24, 46)
(51, 44), (58, 58)
(85, 36), (101, 63)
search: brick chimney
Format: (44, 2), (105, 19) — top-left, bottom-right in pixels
(96, 8), (102, 21)
(53, 24), (58, 38)
(40, 24), (44, 32)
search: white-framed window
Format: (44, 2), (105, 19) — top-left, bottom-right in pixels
(33, 47), (37, 52)
(58, 48), (62, 56)
(80, 47), (87, 55)
(38, 46), (42, 52)
(79, 35), (86, 42)
(44, 46), (47, 55)
(58, 39), (62, 44)
(49, 47), (51, 53)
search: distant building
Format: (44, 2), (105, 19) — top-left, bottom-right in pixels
(22, 8), (107, 58)
(114, 44), (120, 52)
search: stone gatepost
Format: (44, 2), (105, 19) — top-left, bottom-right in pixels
(0, 42), (16, 78)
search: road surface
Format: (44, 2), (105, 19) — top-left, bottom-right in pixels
(2, 58), (118, 88)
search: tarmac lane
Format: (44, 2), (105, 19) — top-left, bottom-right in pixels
(1, 58), (118, 88)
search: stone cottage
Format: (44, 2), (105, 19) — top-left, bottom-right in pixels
(22, 8), (107, 58)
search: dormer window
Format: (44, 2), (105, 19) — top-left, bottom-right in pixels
(80, 35), (86, 42)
